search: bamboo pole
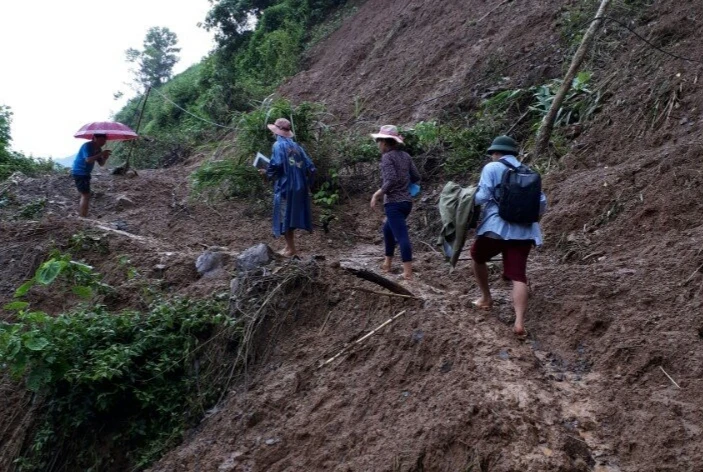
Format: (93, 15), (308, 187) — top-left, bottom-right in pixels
(115, 86), (151, 175)
(318, 310), (407, 368)
(531, 0), (612, 161)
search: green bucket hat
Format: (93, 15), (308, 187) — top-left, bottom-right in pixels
(486, 135), (519, 155)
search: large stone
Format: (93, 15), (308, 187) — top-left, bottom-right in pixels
(195, 250), (227, 277)
(115, 195), (135, 210)
(236, 243), (273, 272)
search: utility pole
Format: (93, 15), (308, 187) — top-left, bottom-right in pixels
(532, 0), (612, 161)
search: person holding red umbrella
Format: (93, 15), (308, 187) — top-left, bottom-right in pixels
(72, 134), (111, 217)
(71, 121), (138, 217)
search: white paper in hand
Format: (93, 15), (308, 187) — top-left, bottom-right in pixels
(253, 152), (270, 170)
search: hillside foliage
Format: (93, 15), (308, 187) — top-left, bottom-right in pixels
(0, 105), (56, 182)
(113, 0), (349, 169)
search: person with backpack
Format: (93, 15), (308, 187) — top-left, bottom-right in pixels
(470, 135), (547, 339)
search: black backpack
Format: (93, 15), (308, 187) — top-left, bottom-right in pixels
(495, 159), (542, 224)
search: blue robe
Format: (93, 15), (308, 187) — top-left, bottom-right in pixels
(266, 136), (316, 237)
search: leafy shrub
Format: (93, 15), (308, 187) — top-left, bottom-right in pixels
(14, 198), (47, 220)
(441, 122), (498, 177)
(191, 98), (331, 199)
(2, 254), (231, 470)
(12, 251), (111, 301)
(191, 157), (264, 199)
(1, 298), (229, 470)
(110, 0), (351, 172)
(529, 71), (602, 128)
(333, 133), (378, 167)
(312, 169), (339, 231)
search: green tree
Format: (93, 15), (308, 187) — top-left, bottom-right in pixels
(0, 104), (55, 181)
(203, 0), (276, 48)
(126, 27), (181, 89)
(0, 104), (12, 153)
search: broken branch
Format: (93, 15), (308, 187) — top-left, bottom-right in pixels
(352, 286), (420, 299)
(659, 366), (681, 389)
(318, 310), (408, 368)
(341, 264), (415, 296)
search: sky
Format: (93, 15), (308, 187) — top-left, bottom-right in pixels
(0, 0), (216, 160)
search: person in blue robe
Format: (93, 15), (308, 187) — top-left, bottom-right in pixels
(262, 118), (316, 257)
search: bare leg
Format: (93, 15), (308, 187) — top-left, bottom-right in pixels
(381, 256), (392, 272)
(472, 260), (492, 308)
(79, 193), (90, 218)
(283, 230), (297, 257)
(512, 281), (529, 335)
(402, 261), (413, 280)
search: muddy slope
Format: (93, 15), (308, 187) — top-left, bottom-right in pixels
(161, 0), (703, 470)
(3, 0), (703, 470)
(283, 0), (576, 122)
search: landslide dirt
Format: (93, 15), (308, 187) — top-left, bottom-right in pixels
(3, 0), (703, 470)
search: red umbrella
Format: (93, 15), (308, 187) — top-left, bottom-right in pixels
(74, 121), (139, 140)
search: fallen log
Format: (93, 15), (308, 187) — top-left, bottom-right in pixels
(341, 264), (415, 296)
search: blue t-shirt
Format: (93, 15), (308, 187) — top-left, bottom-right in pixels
(72, 142), (97, 176)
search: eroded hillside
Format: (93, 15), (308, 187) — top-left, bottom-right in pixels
(2, 0), (703, 471)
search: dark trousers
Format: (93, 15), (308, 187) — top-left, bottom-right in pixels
(383, 201), (412, 262)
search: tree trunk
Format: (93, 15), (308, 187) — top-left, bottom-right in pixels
(531, 0), (612, 161)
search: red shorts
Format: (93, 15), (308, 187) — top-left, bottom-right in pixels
(470, 236), (533, 283)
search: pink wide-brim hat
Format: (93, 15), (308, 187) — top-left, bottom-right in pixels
(267, 118), (295, 138)
(370, 125), (403, 144)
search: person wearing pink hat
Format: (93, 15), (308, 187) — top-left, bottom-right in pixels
(260, 118), (316, 257)
(370, 125), (420, 280)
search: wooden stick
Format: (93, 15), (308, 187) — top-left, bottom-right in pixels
(419, 240), (441, 255)
(660, 366), (681, 389)
(341, 265), (415, 296)
(318, 311), (334, 334)
(682, 262), (703, 285)
(532, 0), (612, 161)
(318, 310), (407, 368)
(582, 251), (605, 261)
(353, 286), (420, 299)
(474, 0), (513, 25)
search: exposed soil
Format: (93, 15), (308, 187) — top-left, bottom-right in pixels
(3, 0), (703, 470)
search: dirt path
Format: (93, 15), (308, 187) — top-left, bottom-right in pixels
(340, 243), (625, 471)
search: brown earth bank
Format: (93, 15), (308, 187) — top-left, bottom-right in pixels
(2, 0), (703, 470)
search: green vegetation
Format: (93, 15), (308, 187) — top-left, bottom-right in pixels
(190, 98), (333, 199)
(530, 71), (602, 128)
(559, 0), (598, 49)
(189, 70), (603, 203)
(12, 251), (112, 301)
(126, 26), (181, 90)
(2, 299), (229, 471)
(1, 251), (233, 471)
(312, 169), (339, 231)
(0, 226), (323, 471)
(14, 198), (47, 220)
(113, 0), (350, 169)
(0, 105), (56, 182)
